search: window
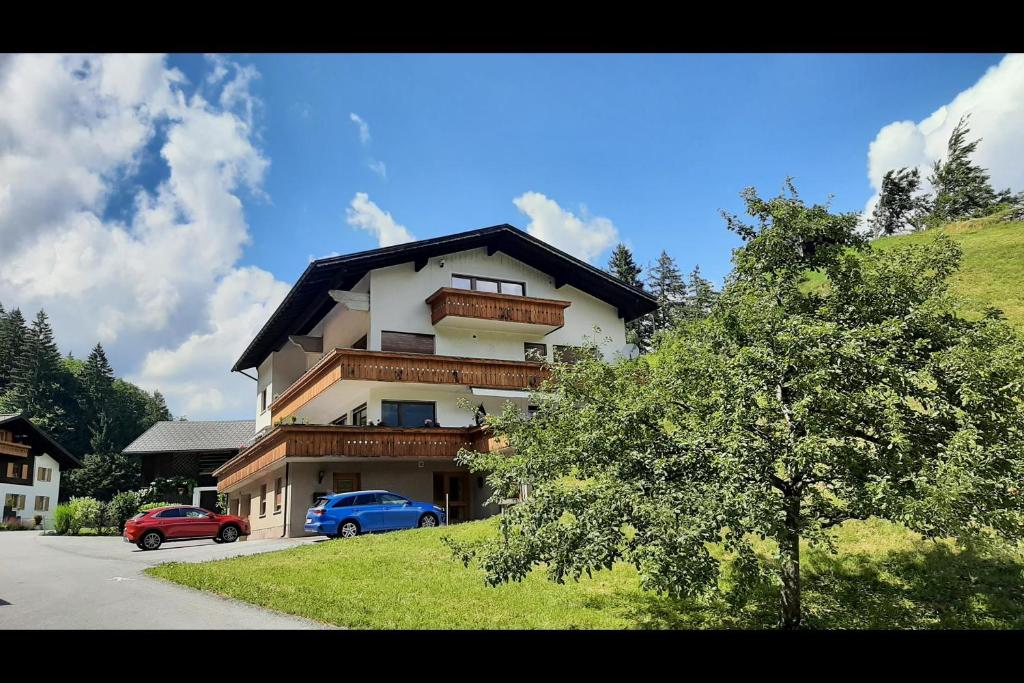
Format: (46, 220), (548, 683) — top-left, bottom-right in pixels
(5, 462), (14, 478)
(274, 477), (283, 513)
(34, 496), (50, 511)
(155, 508), (183, 518)
(452, 274), (526, 296)
(259, 387), (268, 413)
(524, 342), (547, 361)
(330, 413), (348, 426)
(183, 508), (209, 518)
(381, 400), (436, 428)
(259, 484), (268, 516)
(21, 464), (28, 479)
(554, 345), (599, 364)
(380, 331), (435, 355)
(37, 467), (52, 482)
(5, 493), (26, 510)
(380, 493), (408, 505)
(352, 403), (368, 426)
(332, 496), (355, 508)
(352, 493), (379, 506)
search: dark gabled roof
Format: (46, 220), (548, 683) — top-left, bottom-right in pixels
(0, 413), (81, 469)
(233, 223), (658, 371)
(122, 420), (256, 455)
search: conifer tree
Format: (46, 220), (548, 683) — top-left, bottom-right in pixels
(0, 306), (28, 392)
(607, 243), (653, 352)
(82, 343), (117, 454)
(684, 265), (718, 319)
(646, 250), (687, 337)
(928, 114), (1001, 223)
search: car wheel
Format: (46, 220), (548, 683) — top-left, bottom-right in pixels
(141, 531), (162, 551)
(418, 513), (438, 528)
(219, 525), (240, 543)
(339, 520), (360, 538)
(135, 542), (146, 550)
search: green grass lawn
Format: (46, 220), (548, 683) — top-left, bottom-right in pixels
(147, 517), (1024, 629)
(804, 213), (1024, 327)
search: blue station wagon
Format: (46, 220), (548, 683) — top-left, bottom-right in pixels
(304, 490), (446, 538)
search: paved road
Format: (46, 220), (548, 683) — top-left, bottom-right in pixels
(0, 531), (333, 629)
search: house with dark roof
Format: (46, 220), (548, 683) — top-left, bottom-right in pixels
(214, 223), (657, 538)
(1, 413), (81, 528)
(123, 420), (255, 510)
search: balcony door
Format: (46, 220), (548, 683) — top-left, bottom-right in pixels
(433, 472), (471, 523)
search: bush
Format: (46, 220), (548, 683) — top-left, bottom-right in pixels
(53, 505), (73, 535)
(109, 491), (142, 532)
(33, 514), (43, 527)
(67, 497), (102, 535)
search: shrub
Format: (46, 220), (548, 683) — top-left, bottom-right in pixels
(109, 491), (142, 532)
(53, 505), (73, 535)
(33, 515), (43, 527)
(139, 502), (176, 513)
(67, 497), (102, 535)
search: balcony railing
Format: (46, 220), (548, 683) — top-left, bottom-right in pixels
(425, 287), (570, 331)
(0, 441), (30, 458)
(214, 424), (493, 491)
(270, 348), (549, 422)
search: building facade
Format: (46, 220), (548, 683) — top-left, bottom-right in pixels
(0, 414), (81, 529)
(215, 224), (657, 538)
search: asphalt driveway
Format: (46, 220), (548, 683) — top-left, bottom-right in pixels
(0, 531), (332, 629)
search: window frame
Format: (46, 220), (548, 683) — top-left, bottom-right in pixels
(451, 274), (527, 297)
(524, 342), (548, 361)
(259, 386), (268, 414)
(380, 400), (437, 428)
(259, 484), (268, 517)
(274, 477), (283, 514)
(352, 403), (368, 426)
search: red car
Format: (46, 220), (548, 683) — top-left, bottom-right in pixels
(124, 505), (250, 551)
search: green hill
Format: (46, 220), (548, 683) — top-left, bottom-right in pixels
(806, 211), (1024, 327)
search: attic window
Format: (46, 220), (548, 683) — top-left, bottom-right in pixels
(452, 275), (525, 296)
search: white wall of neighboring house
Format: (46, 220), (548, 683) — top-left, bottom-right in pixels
(1, 452), (62, 529)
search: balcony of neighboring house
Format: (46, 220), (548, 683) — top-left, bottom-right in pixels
(268, 348), (549, 424)
(214, 423), (493, 492)
(425, 286), (571, 336)
(0, 429), (30, 458)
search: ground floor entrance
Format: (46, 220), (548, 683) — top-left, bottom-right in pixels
(223, 459), (499, 538)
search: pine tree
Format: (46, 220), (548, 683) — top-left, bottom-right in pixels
(646, 251), (687, 337)
(145, 390), (172, 425)
(81, 343), (117, 454)
(0, 306), (28, 392)
(607, 243), (653, 352)
(0, 311), (77, 443)
(869, 167), (930, 235)
(684, 265), (718, 320)
(928, 114), (999, 223)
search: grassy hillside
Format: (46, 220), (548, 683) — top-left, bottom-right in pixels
(805, 211), (1024, 327)
(149, 517), (1024, 629)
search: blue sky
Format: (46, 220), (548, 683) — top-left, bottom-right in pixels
(172, 53), (1004, 286)
(3, 53), (1019, 419)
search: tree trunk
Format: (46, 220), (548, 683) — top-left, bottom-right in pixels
(779, 493), (801, 630)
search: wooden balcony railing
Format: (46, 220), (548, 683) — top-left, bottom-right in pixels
(0, 441), (30, 458)
(270, 348), (549, 422)
(425, 287), (570, 329)
(215, 424), (493, 491)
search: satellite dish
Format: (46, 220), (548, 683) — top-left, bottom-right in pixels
(620, 343), (640, 360)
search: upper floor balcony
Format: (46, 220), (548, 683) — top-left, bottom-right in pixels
(270, 348), (549, 423)
(0, 430), (30, 458)
(425, 287), (571, 335)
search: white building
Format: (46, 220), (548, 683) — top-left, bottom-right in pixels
(1, 413), (81, 529)
(214, 224), (657, 538)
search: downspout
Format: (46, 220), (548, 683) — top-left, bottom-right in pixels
(280, 462), (290, 538)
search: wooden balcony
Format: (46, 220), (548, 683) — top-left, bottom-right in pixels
(0, 436), (30, 458)
(270, 348), (549, 422)
(425, 287), (570, 334)
(215, 424), (493, 491)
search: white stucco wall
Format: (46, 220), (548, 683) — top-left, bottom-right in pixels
(0, 453), (62, 529)
(368, 247), (627, 361)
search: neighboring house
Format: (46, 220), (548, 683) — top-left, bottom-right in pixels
(215, 224), (658, 538)
(123, 420), (255, 510)
(0, 413), (81, 528)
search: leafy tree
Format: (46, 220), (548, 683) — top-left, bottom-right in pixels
(0, 306), (28, 392)
(607, 243), (653, 352)
(868, 167), (930, 235)
(451, 182), (1024, 629)
(108, 490), (143, 532)
(646, 251), (687, 338)
(62, 452), (143, 502)
(928, 114), (1002, 224)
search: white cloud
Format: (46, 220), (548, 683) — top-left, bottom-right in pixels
(863, 53), (1024, 219)
(349, 112), (370, 145)
(512, 191), (618, 262)
(0, 53), (289, 420)
(345, 192), (415, 247)
(368, 159), (387, 179)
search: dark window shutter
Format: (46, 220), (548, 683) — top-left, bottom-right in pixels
(381, 331), (436, 355)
